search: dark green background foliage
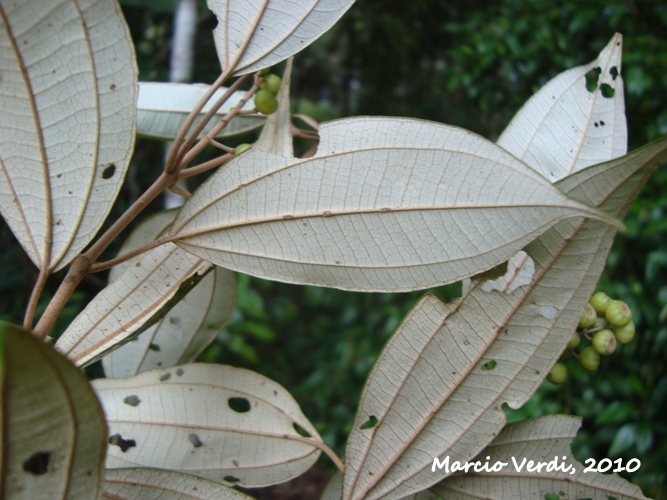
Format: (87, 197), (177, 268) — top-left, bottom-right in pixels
(1, 0), (666, 497)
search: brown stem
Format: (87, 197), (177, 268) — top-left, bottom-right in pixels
(176, 74), (258, 169)
(165, 70), (231, 173)
(179, 153), (233, 180)
(33, 171), (176, 337)
(168, 183), (192, 198)
(89, 236), (172, 274)
(23, 267), (50, 330)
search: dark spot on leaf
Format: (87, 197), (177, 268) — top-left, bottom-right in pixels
(123, 395), (141, 406)
(224, 475), (240, 483)
(482, 360), (497, 371)
(102, 164), (116, 179)
(609, 66), (619, 80)
(594, 122), (599, 127)
(228, 397), (251, 413)
(188, 433), (203, 448)
(600, 83), (615, 98)
(23, 451), (50, 475)
(159, 373), (171, 382)
(176, 368), (184, 376)
(273, 390), (278, 396)
(359, 415), (378, 430)
(109, 434), (136, 453)
(157, 362), (162, 366)
(169, 316), (180, 325)
(600, 120), (605, 126)
(110, 83), (117, 91)
(584, 67), (601, 92)
(293, 423), (312, 438)
(149, 343), (160, 352)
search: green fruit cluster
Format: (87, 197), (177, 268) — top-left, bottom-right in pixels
(548, 292), (635, 384)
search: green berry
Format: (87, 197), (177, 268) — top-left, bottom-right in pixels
(234, 143), (252, 155)
(567, 332), (580, 350)
(579, 346), (601, 371)
(579, 303), (597, 329)
(613, 321), (635, 344)
(259, 67), (272, 76)
(592, 329), (617, 355)
(260, 74), (282, 95)
(547, 362), (568, 385)
(605, 300), (632, 328)
(254, 89), (278, 115)
(590, 292), (612, 315)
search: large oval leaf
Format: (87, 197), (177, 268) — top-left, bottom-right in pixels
(431, 415), (647, 499)
(0, 0), (137, 272)
(137, 82), (264, 140)
(498, 34), (626, 182)
(94, 363), (324, 488)
(100, 210), (236, 378)
(207, 0), (355, 75)
(341, 137), (667, 499)
(170, 117), (619, 292)
(103, 468), (254, 499)
(0, 322), (107, 498)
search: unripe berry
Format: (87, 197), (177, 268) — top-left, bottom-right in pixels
(605, 300), (632, 328)
(547, 363), (568, 385)
(592, 329), (617, 355)
(234, 143), (252, 155)
(259, 67), (272, 76)
(254, 89), (278, 115)
(567, 332), (580, 350)
(579, 303), (597, 329)
(590, 292), (612, 315)
(260, 74), (282, 96)
(613, 321), (635, 344)
(579, 346), (600, 371)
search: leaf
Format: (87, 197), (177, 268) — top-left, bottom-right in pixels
(169, 116), (620, 293)
(498, 34), (626, 182)
(431, 415), (648, 500)
(0, 0), (137, 272)
(479, 251), (535, 294)
(103, 468), (254, 499)
(93, 363), (324, 488)
(341, 136), (667, 499)
(254, 57), (294, 157)
(322, 471), (438, 500)
(55, 240), (214, 368)
(136, 82), (264, 140)
(207, 0), (355, 75)
(0, 322), (107, 498)
(100, 211), (236, 378)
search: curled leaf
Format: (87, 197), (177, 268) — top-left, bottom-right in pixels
(136, 82), (264, 140)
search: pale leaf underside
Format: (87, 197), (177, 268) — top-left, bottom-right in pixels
(498, 33), (626, 182)
(94, 364), (324, 488)
(341, 138), (667, 499)
(170, 117), (618, 293)
(207, 0), (355, 75)
(0, 0), (137, 271)
(136, 82), (263, 140)
(431, 415), (648, 500)
(100, 210), (236, 378)
(103, 468), (254, 499)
